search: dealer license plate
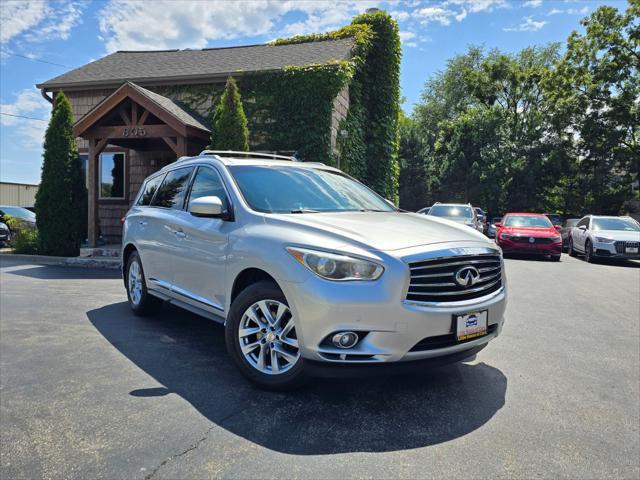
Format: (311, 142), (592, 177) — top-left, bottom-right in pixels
(626, 246), (638, 254)
(455, 310), (488, 341)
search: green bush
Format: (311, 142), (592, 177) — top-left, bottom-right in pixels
(210, 77), (249, 151)
(5, 217), (38, 254)
(35, 92), (86, 256)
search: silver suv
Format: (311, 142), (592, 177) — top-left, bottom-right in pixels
(427, 203), (484, 233)
(122, 151), (507, 389)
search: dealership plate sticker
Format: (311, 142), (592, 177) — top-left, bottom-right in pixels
(455, 310), (488, 341)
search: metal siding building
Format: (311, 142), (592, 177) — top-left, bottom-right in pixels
(0, 182), (39, 208)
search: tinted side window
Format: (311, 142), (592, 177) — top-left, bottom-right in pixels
(187, 167), (229, 210)
(151, 167), (194, 209)
(577, 218), (589, 228)
(137, 174), (165, 206)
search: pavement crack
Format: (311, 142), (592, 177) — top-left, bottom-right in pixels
(143, 404), (251, 480)
(143, 426), (214, 480)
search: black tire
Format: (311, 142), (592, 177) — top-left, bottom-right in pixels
(551, 255), (561, 262)
(125, 251), (160, 316)
(568, 238), (577, 257)
(225, 280), (307, 391)
(584, 240), (595, 263)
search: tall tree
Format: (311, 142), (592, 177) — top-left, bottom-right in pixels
(210, 77), (249, 151)
(546, 0), (639, 214)
(35, 92), (84, 256)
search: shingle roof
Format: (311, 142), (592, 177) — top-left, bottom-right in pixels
(128, 82), (210, 132)
(37, 39), (354, 90)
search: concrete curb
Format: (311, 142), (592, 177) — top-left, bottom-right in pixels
(0, 253), (121, 270)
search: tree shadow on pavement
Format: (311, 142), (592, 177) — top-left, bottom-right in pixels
(87, 302), (507, 455)
(5, 264), (122, 280)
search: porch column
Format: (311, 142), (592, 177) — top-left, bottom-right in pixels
(87, 139), (98, 247)
(87, 138), (108, 247)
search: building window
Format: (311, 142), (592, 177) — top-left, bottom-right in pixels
(99, 152), (125, 199)
(79, 154), (88, 188)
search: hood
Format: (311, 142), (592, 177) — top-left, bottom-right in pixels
(265, 211), (489, 251)
(501, 226), (558, 237)
(593, 230), (640, 242)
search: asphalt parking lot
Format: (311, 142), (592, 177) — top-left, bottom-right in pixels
(1, 254), (639, 479)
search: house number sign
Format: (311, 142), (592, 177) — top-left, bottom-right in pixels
(123, 127), (147, 137)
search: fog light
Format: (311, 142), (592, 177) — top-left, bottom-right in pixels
(332, 331), (359, 349)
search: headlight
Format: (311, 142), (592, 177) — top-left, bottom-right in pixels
(595, 236), (614, 243)
(552, 235), (562, 242)
(286, 247), (384, 281)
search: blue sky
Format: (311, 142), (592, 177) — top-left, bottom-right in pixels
(0, 0), (624, 184)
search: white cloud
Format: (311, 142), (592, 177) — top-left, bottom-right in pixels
(524, 0), (543, 7)
(0, 89), (51, 149)
(98, 1), (385, 52)
(0, 1), (85, 47)
(399, 31), (417, 42)
(444, 0), (506, 14)
(390, 10), (410, 21)
(414, 6), (457, 26)
(547, 6), (589, 16)
(503, 16), (547, 32)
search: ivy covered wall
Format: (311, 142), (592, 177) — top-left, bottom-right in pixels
(154, 10), (401, 201)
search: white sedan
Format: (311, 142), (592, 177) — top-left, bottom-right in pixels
(568, 215), (640, 262)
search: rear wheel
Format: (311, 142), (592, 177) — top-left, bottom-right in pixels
(568, 238), (577, 257)
(125, 251), (160, 315)
(226, 281), (307, 390)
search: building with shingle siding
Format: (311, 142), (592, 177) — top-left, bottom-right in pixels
(36, 39), (354, 246)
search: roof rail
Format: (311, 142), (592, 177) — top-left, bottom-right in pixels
(199, 150), (297, 161)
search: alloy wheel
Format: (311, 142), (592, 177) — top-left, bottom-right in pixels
(238, 300), (300, 375)
(128, 259), (143, 306)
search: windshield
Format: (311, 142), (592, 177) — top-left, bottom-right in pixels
(592, 217), (640, 232)
(0, 206), (35, 221)
(228, 166), (395, 214)
(504, 215), (552, 228)
(429, 205), (473, 219)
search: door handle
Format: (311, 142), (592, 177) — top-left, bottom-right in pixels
(175, 230), (186, 239)
(139, 220), (148, 226)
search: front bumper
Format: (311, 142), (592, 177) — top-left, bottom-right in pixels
(279, 244), (507, 365)
(497, 238), (562, 256)
(592, 241), (640, 259)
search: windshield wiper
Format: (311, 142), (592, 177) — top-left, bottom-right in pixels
(290, 208), (320, 214)
(359, 209), (391, 212)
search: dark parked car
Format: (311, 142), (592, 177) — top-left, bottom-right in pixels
(487, 217), (502, 239)
(0, 206), (36, 227)
(475, 207), (488, 233)
(558, 218), (579, 251)
(544, 213), (562, 226)
(0, 221), (10, 245)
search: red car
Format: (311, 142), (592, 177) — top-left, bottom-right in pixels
(495, 213), (563, 261)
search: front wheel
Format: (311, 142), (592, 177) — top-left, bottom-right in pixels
(226, 281), (307, 390)
(584, 240), (595, 263)
(568, 238), (577, 257)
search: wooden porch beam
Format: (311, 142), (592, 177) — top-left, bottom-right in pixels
(139, 108), (149, 125)
(87, 139), (99, 247)
(118, 106), (131, 126)
(162, 137), (179, 155)
(131, 102), (138, 125)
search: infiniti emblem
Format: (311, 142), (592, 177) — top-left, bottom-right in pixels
(455, 266), (481, 287)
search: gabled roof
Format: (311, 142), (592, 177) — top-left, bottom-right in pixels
(38, 38), (354, 91)
(72, 81), (210, 138)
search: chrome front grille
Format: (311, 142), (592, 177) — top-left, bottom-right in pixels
(615, 241), (640, 254)
(406, 254), (503, 303)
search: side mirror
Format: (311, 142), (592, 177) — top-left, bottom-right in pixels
(554, 224), (562, 230)
(189, 196), (224, 218)
(494, 222), (502, 228)
(578, 225), (587, 231)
